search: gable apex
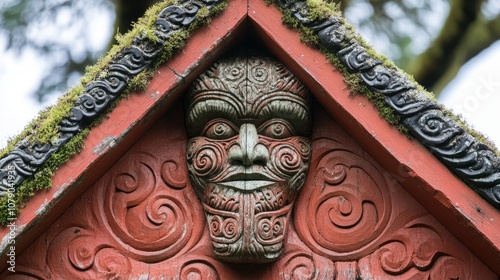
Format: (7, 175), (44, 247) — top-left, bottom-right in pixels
(0, 0), (498, 274)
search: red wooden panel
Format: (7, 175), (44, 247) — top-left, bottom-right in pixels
(2, 104), (494, 279)
(0, 0), (247, 271)
(247, 0), (500, 273)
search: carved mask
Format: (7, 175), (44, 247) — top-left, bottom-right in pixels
(185, 53), (311, 263)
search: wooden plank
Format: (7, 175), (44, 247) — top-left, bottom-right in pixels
(248, 0), (500, 273)
(0, 0), (247, 271)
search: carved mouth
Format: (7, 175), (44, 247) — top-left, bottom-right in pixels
(219, 180), (276, 190)
(218, 172), (278, 190)
(222, 172), (274, 181)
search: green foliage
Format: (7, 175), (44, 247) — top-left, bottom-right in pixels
(273, 0), (408, 132)
(0, 0), (229, 225)
(0, 128), (89, 225)
(273, 0), (500, 148)
(0, 0), (111, 101)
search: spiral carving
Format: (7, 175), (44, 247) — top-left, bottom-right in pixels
(270, 144), (302, 176)
(187, 140), (225, 179)
(282, 253), (316, 280)
(161, 160), (187, 189)
(223, 63), (245, 83)
(249, 62), (269, 83)
(204, 204), (242, 244)
(411, 110), (463, 145)
(295, 147), (392, 259)
(94, 248), (131, 279)
(68, 235), (95, 270)
(46, 227), (106, 277)
(96, 153), (204, 263)
(378, 241), (412, 273)
(221, 218), (239, 239)
(338, 44), (381, 72)
(179, 260), (220, 280)
(255, 215), (286, 244)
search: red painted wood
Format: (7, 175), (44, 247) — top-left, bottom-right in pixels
(0, 0), (247, 271)
(0, 0), (497, 276)
(247, 0), (500, 273)
(2, 103), (494, 278)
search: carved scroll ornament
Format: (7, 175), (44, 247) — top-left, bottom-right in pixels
(274, 0), (500, 208)
(0, 0), (225, 196)
(185, 53), (312, 263)
(3, 101), (494, 278)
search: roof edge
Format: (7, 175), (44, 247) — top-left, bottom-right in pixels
(0, 0), (229, 225)
(0, 0), (499, 226)
(271, 0), (500, 209)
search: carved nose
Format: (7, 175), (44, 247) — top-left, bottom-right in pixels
(228, 124), (269, 166)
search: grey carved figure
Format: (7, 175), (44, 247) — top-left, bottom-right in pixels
(185, 52), (312, 263)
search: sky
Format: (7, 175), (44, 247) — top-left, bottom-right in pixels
(439, 41), (500, 148)
(0, 2), (500, 150)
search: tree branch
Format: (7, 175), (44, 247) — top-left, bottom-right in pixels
(408, 0), (483, 94)
(431, 15), (500, 97)
(112, 0), (161, 41)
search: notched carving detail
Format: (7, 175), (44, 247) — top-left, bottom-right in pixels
(292, 126), (493, 278)
(96, 153), (204, 263)
(185, 52), (312, 263)
(276, 0), (500, 208)
(295, 144), (392, 259)
(0, 0), (224, 198)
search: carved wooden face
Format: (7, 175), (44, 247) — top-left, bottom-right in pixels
(185, 54), (311, 263)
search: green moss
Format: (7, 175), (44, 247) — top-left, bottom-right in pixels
(305, 0), (340, 21)
(322, 48), (407, 133)
(269, 0), (415, 134)
(129, 70), (156, 92)
(0, 0), (229, 225)
(443, 107), (499, 154)
(299, 26), (319, 46)
(272, 0), (500, 147)
(127, 0), (228, 92)
(0, 128), (89, 226)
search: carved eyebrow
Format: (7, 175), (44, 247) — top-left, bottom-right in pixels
(252, 92), (311, 135)
(186, 90), (244, 136)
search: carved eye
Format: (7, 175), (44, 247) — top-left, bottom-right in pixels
(259, 120), (295, 139)
(203, 120), (237, 139)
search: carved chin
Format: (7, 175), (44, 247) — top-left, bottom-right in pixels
(200, 183), (294, 263)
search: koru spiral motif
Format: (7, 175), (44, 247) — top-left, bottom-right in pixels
(185, 52), (312, 263)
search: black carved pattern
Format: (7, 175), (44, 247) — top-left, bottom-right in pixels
(275, 0), (500, 209)
(0, 0), (224, 196)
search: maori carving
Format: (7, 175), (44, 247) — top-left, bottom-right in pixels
(292, 113), (494, 278)
(185, 53), (312, 263)
(357, 223), (470, 279)
(38, 149), (206, 277)
(2, 105), (494, 278)
(274, 0), (500, 209)
(294, 145), (392, 259)
(94, 152), (205, 263)
(0, 0), (225, 196)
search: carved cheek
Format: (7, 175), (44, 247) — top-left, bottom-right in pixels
(186, 138), (226, 180)
(269, 137), (311, 178)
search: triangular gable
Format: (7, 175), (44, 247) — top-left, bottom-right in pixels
(4, 103), (496, 278)
(0, 0), (498, 274)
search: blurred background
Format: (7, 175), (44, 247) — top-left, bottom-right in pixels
(1, 0), (500, 148)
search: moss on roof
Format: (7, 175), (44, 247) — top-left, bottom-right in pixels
(1, 0), (498, 225)
(272, 0), (500, 208)
(0, 0), (228, 225)
(274, 0), (498, 152)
